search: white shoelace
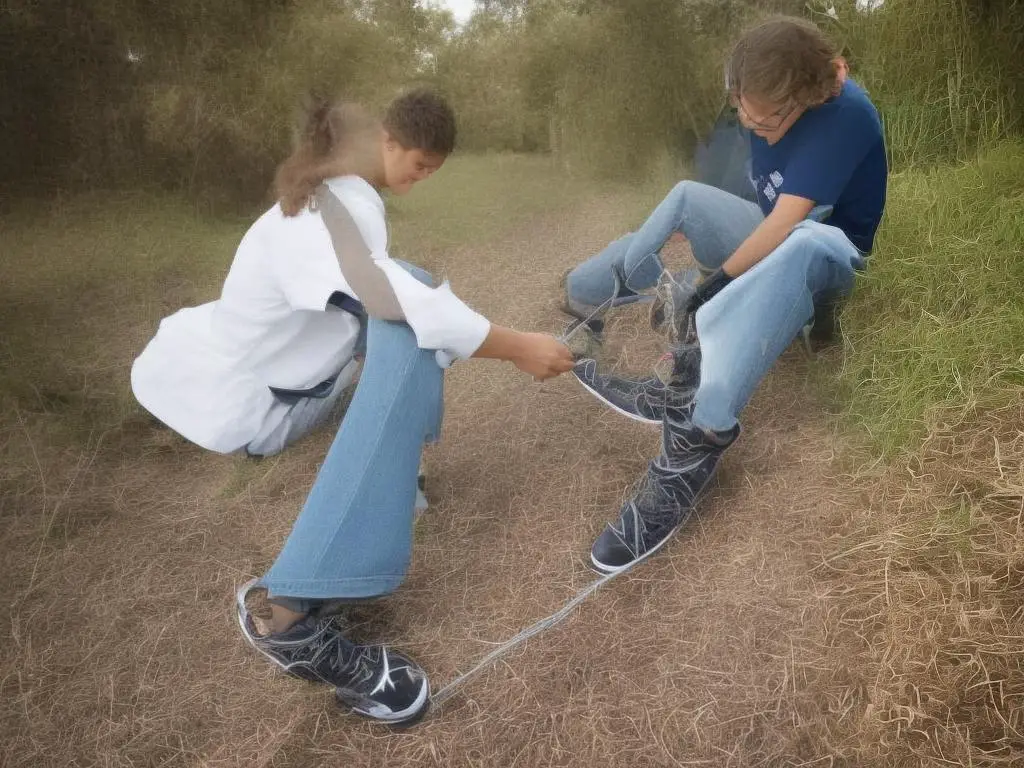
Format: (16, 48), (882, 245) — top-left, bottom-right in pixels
(430, 558), (641, 706)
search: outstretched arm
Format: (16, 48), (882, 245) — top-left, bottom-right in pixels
(317, 186), (573, 380)
(472, 326), (575, 381)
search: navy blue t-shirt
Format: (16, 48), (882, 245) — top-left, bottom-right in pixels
(750, 79), (887, 253)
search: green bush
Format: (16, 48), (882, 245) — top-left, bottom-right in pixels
(827, 0), (1024, 168)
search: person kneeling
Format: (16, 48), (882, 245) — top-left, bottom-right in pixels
(137, 90), (574, 724)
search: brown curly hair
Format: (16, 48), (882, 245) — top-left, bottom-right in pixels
(383, 88), (457, 156)
(726, 16), (841, 108)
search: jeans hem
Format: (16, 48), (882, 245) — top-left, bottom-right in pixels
(258, 574), (406, 601)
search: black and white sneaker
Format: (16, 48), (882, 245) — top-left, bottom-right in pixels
(236, 581), (430, 724)
(573, 340), (701, 425)
(559, 267), (652, 330)
(649, 268), (702, 342)
(590, 406), (739, 573)
(573, 359), (681, 425)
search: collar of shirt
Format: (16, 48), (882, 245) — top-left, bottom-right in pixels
(325, 175), (385, 217)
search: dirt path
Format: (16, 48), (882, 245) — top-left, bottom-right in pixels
(3, 194), (870, 767)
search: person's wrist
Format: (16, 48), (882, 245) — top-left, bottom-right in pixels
(507, 330), (532, 365)
(688, 267), (734, 313)
(707, 267), (734, 291)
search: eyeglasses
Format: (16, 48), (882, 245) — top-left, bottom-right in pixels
(732, 98), (798, 131)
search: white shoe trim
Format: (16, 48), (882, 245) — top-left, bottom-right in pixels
(348, 676), (430, 723)
(590, 520), (683, 574)
(574, 373), (661, 426)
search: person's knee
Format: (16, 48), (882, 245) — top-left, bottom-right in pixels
(365, 317), (440, 380)
(563, 260), (608, 310)
(786, 226), (819, 247)
(667, 180), (694, 207)
(368, 315), (420, 351)
(668, 179), (719, 212)
(564, 264), (586, 301)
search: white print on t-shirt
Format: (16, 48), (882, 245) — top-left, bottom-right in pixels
(770, 170), (784, 187)
(763, 183), (777, 202)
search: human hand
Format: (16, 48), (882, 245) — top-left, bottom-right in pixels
(511, 333), (576, 381)
(684, 267), (734, 315)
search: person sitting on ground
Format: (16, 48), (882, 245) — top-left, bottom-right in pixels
(565, 16), (887, 574)
(136, 89), (575, 724)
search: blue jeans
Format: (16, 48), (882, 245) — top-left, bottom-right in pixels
(565, 180), (864, 432)
(565, 181), (765, 312)
(259, 269), (443, 603)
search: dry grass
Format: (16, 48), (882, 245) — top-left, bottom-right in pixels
(1, 161), (1021, 767)
(815, 401), (1024, 765)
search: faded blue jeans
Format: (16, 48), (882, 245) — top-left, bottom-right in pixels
(565, 180), (864, 432)
(259, 268), (444, 604)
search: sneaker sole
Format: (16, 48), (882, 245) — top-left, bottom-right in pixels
(589, 517), (686, 575)
(338, 678), (431, 726)
(573, 373), (661, 426)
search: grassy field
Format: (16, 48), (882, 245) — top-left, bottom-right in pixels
(1, 150), (1021, 766)
(833, 140), (1024, 455)
(815, 140), (1024, 763)
(388, 153), (676, 252)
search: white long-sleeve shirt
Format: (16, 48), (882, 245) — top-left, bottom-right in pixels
(131, 175), (490, 453)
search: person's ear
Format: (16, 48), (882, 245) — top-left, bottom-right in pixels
(835, 57), (849, 88)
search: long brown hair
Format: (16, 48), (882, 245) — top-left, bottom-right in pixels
(726, 17), (840, 108)
(274, 97), (382, 217)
